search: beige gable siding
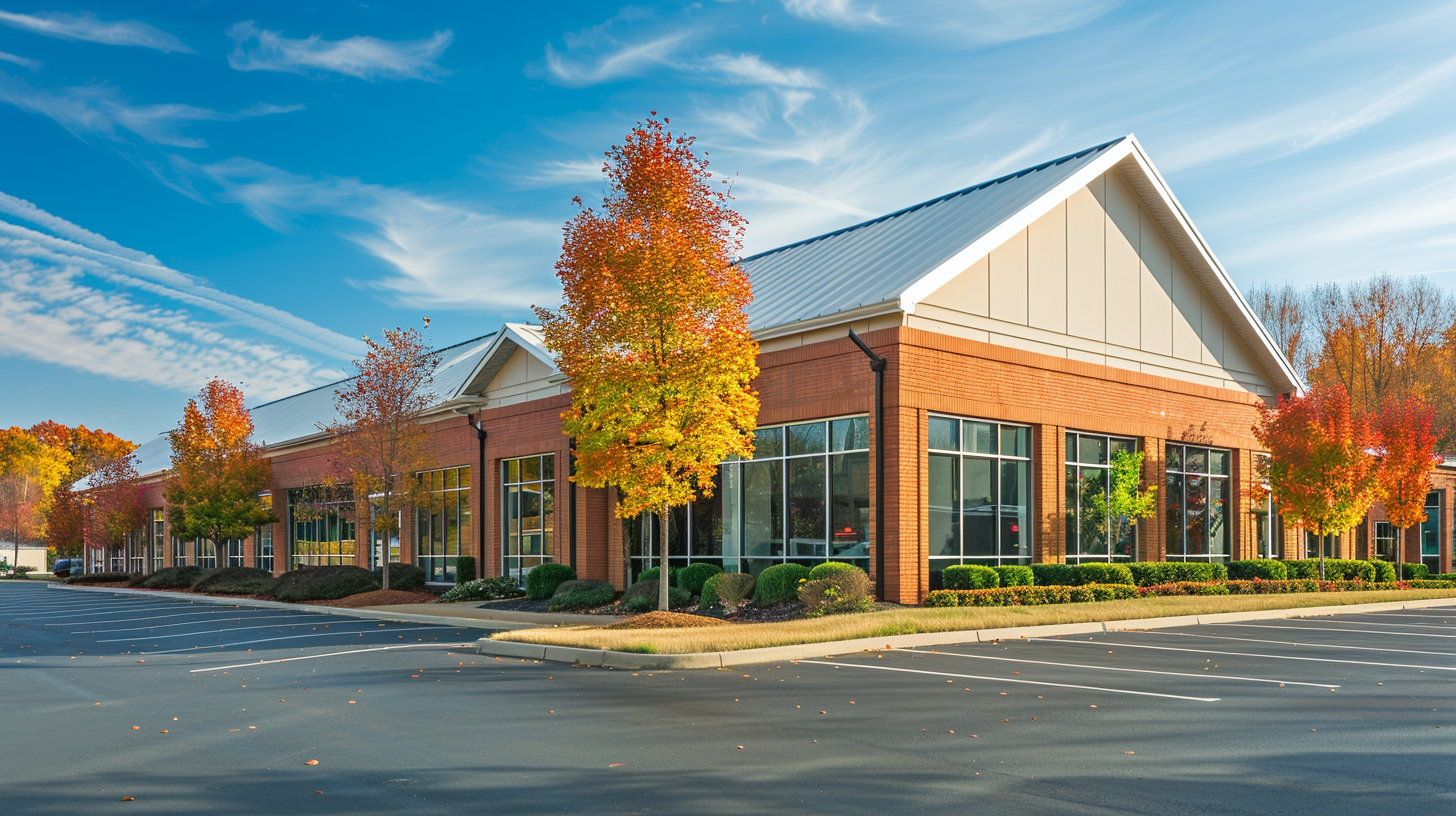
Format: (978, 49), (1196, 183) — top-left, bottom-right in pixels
(914, 166), (1275, 397)
(484, 347), (566, 407)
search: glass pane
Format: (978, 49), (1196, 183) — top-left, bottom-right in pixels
(459, 468), (471, 488)
(1185, 476), (1207, 555)
(1000, 460), (1030, 559)
(929, 454), (960, 557)
(542, 484), (554, 556)
(965, 421), (997, 455)
(741, 460), (783, 558)
(1079, 435), (1107, 466)
(962, 457), (996, 557)
(444, 468), (457, 490)
(1065, 464), (1079, 555)
(831, 417), (869, 452)
(753, 427), (784, 459)
(521, 456), (540, 482)
(1208, 478), (1228, 556)
(667, 504), (688, 558)
(1165, 472), (1183, 555)
(1209, 450), (1229, 476)
(928, 416), (958, 451)
(506, 459), (519, 484)
(1078, 468), (1109, 555)
(692, 486), (723, 557)
(623, 514), (645, 559)
(1165, 444), (1182, 472)
(1186, 447), (1208, 474)
(830, 451), (869, 558)
(543, 455), (555, 482)
(1110, 437), (1135, 458)
(787, 457), (827, 557)
(721, 463), (740, 571)
(1001, 426), (1028, 459)
(787, 422), (827, 456)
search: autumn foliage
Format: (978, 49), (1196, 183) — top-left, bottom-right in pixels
(0, 426), (70, 556)
(164, 379), (276, 549)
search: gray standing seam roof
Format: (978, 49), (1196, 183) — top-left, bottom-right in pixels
(739, 137), (1125, 333)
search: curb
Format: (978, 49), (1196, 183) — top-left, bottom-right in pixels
(474, 595), (1456, 670)
(48, 583), (527, 631)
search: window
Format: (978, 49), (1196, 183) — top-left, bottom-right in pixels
(1165, 443), (1231, 561)
(150, 510), (165, 572)
(194, 538), (217, 569)
(126, 528), (145, 573)
(224, 539), (245, 567)
(1065, 432), (1138, 562)
(287, 485), (356, 568)
(1250, 453), (1281, 559)
(502, 455), (553, 584)
(418, 466), (470, 583)
(1374, 521), (1396, 562)
(171, 536), (187, 566)
(928, 416), (1031, 579)
(1303, 532), (1337, 559)
(369, 507), (401, 571)
(1421, 490), (1441, 572)
(254, 523), (274, 573)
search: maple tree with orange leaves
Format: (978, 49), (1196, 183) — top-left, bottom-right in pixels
(536, 113), (759, 609)
(0, 426), (70, 567)
(86, 452), (148, 561)
(1374, 398), (1440, 579)
(164, 379), (276, 556)
(27, 421), (136, 557)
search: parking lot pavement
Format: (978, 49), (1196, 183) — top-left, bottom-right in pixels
(4, 582), (1456, 816)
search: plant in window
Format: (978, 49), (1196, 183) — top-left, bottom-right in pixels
(536, 113), (759, 611)
(1373, 398), (1440, 580)
(1106, 449), (1157, 549)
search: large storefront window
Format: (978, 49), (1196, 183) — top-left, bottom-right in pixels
(171, 536), (187, 566)
(1421, 490), (1441, 572)
(224, 539), (245, 567)
(1374, 521), (1395, 562)
(1304, 532), (1337, 559)
(126, 529), (144, 573)
(370, 507), (401, 571)
(502, 455), (553, 584)
(254, 523), (274, 572)
(150, 509), (165, 572)
(418, 466), (470, 583)
(1251, 453), (1281, 559)
(194, 538), (217, 569)
(928, 416), (1031, 580)
(288, 485), (356, 568)
(1065, 431), (1137, 562)
(1165, 443), (1230, 561)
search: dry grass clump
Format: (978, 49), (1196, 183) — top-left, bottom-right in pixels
(492, 589), (1456, 654)
(306, 590), (437, 608)
(604, 611), (732, 630)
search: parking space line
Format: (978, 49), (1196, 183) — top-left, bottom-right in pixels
(4, 601), (160, 615)
(1293, 618), (1456, 631)
(896, 647), (1339, 688)
(1030, 637), (1456, 671)
(188, 643), (476, 673)
(71, 614), (323, 634)
(796, 659), (1222, 701)
(0, 600), (153, 612)
(97, 619), (377, 643)
(1341, 612), (1456, 622)
(42, 610), (244, 626)
(28, 604), (212, 621)
(1206, 623), (1456, 639)
(140, 626), (455, 654)
(1126, 630), (1456, 658)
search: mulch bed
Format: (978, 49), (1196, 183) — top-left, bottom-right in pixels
(476, 597), (551, 613)
(604, 611), (731, 629)
(303, 590), (437, 608)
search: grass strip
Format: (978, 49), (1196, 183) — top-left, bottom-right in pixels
(490, 589), (1456, 654)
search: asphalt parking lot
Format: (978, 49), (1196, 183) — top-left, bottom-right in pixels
(3, 581), (1455, 815)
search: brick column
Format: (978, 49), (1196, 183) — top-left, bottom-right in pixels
(1141, 437), (1166, 562)
(1233, 449), (1253, 561)
(270, 487), (288, 575)
(606, 486), (625, 589)
(887, 405), (923, 605)
(1033, 424), (1065, 564)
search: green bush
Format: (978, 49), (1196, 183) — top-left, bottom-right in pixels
(1076, 562), (1135, 586)
(126, 572), (152, 587)
(1125, 561), (1227, 586)
(371, 563), (427, 592)
(1285, 558), (1377, 581)
(1227, 559), (1288, 581)
(634, 566), (679, 585)
(942, 564), (1000, 590)
(924, 584), (1139, 607)
(621, 579), (662, 605)
(548, 582), (617, 612)
(1430, 573), (1456, 583)
(678, 563), (724, 596)
(701, 572), (755, 612)
(190, 567), (276, 595)
(455, 556), (477, 583)
(625, 586), (691, 613)
(138, 566), (206, 589)
(270, 566), (381, 602)
(807, 561), (861, 581)
(524, 563), (576, 600)
(65, 571), (136, 585)
(753, 563), (813, 606)
(1367, 560), (1397, 583)
(798, 570), (874, 617)
(994, 565), (1034, 587)
(1401, 579), (1453, 588)
(1397, 563), (1430, 580)
(440, 576), (523, 602)
(1031, 563), (1079, 586)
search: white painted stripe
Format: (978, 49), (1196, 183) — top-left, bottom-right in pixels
(4, 601), (158, 615)
(44, 610), (248, 626)
(0, 600), (153, 612)
(1345, 612), (1456, 622)
(140, 626), (454, 654)
(72, 614), (323, 634)
(189, 643), (475, 673)
(897, 647), (1339, 688)
(1029, 637), (1456, 671)
(1125, 630), (1456, 658)
(796, 659), (1222, 701)
(1293, 617), (1456, 631)
(30, 604), (210, 621)
(1207, 623), (1456, 639)
(98, 619), (378, 643)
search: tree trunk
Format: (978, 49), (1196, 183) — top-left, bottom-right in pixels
(381, 486), (391, 591)
(1396, 527), (1404, 581)
(658, 505), (669, 612)
(1318, 530), (1326, 581)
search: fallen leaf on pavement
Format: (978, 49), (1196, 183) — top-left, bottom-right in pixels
(305, 760), (319, 766)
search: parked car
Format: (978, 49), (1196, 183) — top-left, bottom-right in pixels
(53, 558), (81, 578)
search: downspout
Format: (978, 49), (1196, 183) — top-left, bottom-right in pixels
(474, 413), (488, 580)
(848, 329), (888, 602)
(568, 437), (577, 572)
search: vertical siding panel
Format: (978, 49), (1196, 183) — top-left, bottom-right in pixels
(1028, 202), (1068, 333)
(989, 227), (1029, 326)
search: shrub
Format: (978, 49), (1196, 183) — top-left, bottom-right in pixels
(1431, 573), (1456, 583)
(625, 586), (691, 613)
(622, 579), (664, 605)
(552, 579), (609, 598)
(270, 566), (381, 602)
(1367, 560), (1397, 583)
(440, 576), (523, 602)
(798, 570), (874, 617)
(1397, 563), (1430, 580)
(701, 572), (755, 613)
(190, 567), (276, 595)
(1076, 563), (1135, 586)
(138, 566), (206, 589)
(1031, 564), (1079, 586)
(1285, 559), (1377, 581)
(524, 563), (576, 600)
(372, 563), (426, 592)
(1401, 579), (1454, 588)
(677, 563), (724, 596)
(548, 582), (617, 612)
(635, 566), (679, 585)
(1227, 559), (1288, 581)
(455, 555), (477, 583)
(1125, 561), (1227, 586)
(753, 563), (813, 606)
(942, 564), (1000, 590)
(808, 561), (862, 581)
(126, 573), (152, 587)
(924, 584), (1138, 607)
(994, 565), (1034, 587)
(66, 571), (135, 585)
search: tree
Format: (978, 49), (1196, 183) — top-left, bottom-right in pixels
(1106, 449), (1158, 553)
(536, 113), (759, 611)
(29, 422), (136, 558)
(327, 321), (439, 590)
(164, 379), (276, 562)
(1247, 280), (1310, 373)
(1374, 398), (1440, 580)
(0, 427), (70, 568)
(1254, 384), (1380, 579)
(87, 453), (148, 566)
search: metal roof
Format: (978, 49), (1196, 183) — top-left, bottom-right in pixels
(739, 137), (1125, 333)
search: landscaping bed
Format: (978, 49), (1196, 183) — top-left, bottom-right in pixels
(302, 589), (437, 608)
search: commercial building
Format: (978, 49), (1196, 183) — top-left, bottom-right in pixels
(99, 135), (1453, 599)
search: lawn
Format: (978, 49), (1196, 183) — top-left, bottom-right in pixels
(490, 588), (1456, 654)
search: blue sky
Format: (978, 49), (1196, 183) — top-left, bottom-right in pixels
(4, 1), (1456, 445)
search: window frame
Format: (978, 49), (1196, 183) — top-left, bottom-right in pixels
(1064, 430), (1140, 562)
(927, 414), (1033, 573)
(1164, 442), (1233, 562)
(501, 454), (554, 585)
(416, 465), (470, 584)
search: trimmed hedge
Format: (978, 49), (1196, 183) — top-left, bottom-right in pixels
(1228, 559), (1288, 581)
(625, 586), (691, 613)
(440, 576), (523, 602)
(524, 563), (576, 600)
(701, 572), (755, 612)
(925, 584), (1139, 607)
(190, 567), (275, 595)
(994, 565), (1034, 587)
(1031, 564), (1078, 586)
(65, 571), (136, 585)
(1125, 561), (1227, 586)
(753, 563), (813, 606)
(1397, 563), (1430, 580)
(807, 561), (862, 582)
(372, 563), (426, 592)
(455, 555), (477, 583)
(137, 566), (207, 589)
(548, 581), (616, 612)
(798, 570), (874, 617)
(1368, 560), (1397, 583)
(942, 564), (1000, 590)
(678, 563), (724, 596)
(270, 566), (381, 602)
(634, 566), (678, 585)
(1284, 559), (1376, 581)
(1140, 579), (1456, 596)
(1076, 563), (1135, 586)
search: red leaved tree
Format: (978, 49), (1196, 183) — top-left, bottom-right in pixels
(536, 113), (759, 610)
(1374, 398), (1440, 580)
(86, 453), (148, 568)
(30, 422), (136, 558)
(1254, 383), (1380, 579)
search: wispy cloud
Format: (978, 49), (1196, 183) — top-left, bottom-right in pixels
(540, 30), (695, 86)
(782, 0), (886, 27)
(0, 49), (38, 69)
(226, 21), (453, 81)
(782, 0), (1115, 44)
(0, 9), (191, 53)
